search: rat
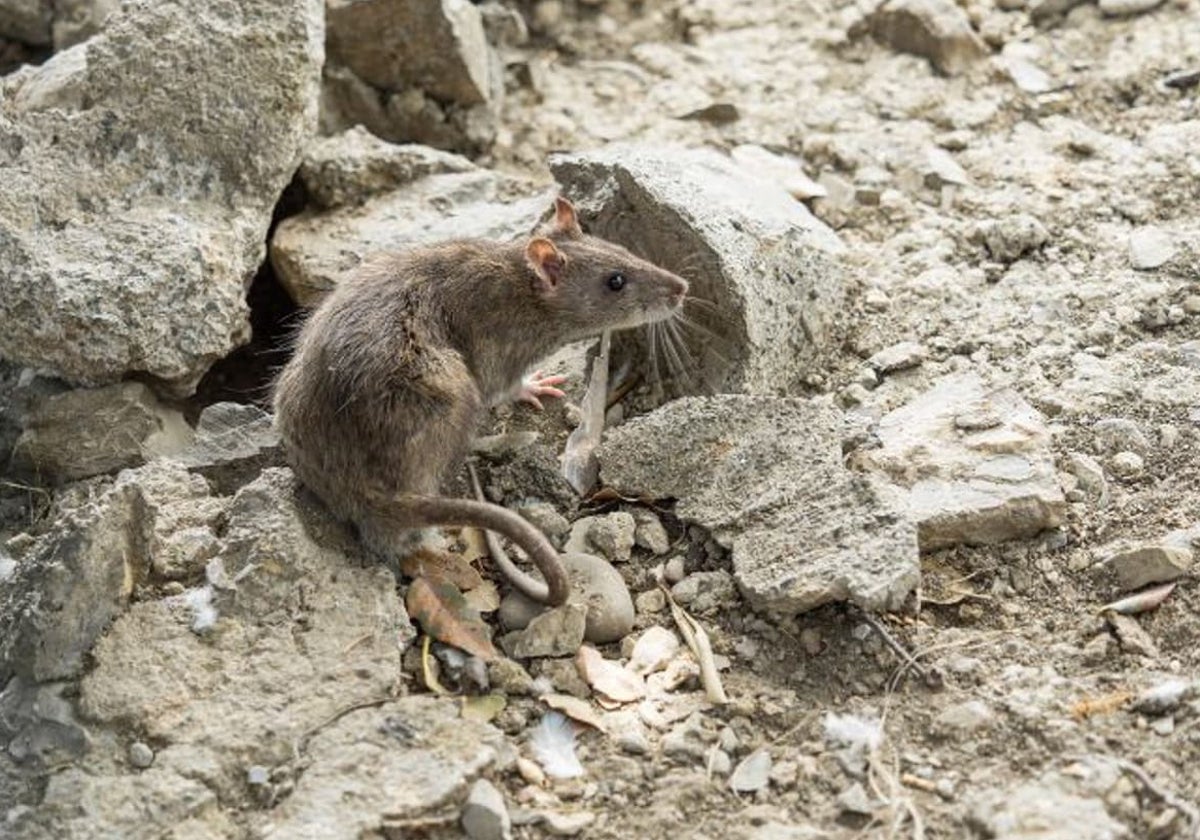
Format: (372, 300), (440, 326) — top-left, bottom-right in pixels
(273, 197), (688, 606)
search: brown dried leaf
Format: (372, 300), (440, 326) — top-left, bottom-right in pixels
(543, 693), (607, 732)
(399, 547), (484, 591)
(405, 577), (498, 661)
(575, 645), (645, 703)
(454, 526), (491, 565)
(463, 579), (501, 614)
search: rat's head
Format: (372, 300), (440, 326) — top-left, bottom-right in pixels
(523, 198), (688, 339)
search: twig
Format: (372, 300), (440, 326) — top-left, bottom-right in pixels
(858, 609), (943, 690)
(562, 330), (611, 496)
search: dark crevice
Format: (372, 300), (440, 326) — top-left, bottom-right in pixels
(187, 176), (310, 423)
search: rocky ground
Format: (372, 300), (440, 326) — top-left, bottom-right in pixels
(1, 0), (1199, 837)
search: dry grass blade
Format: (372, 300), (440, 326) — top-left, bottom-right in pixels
(420, 634), (451, 695)
(658, 580), (727, 705)
(405, 577), (499, 662)
(562, 330), (611, 496)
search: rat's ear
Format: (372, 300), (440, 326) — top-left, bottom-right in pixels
(553, 197), (583, 238)
(525, 236), (566, 291)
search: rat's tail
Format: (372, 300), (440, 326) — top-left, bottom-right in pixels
(381, 493), (570, 606)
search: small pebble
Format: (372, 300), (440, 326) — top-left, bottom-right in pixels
(129, 742), (154, 769)
(462, 778), (511, 840)
(1129, 225), (1176, 269)
(247, 765), (269, 785)
(1109, 451), (1144, 480)
(729, 747), (771, 791)
(635, 589), (667, 613)
(868, 341), (927, 374)
(663, 556), (686, 583)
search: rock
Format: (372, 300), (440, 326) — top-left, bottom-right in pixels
(501, 603), (587, 659)
(601, 396), (919, 614)
(1092, 418), (1150, 454)
(935, 700), (993, 734)
(920, 148), (970, 189)
(1001, 49), (1053, 94)
(836, 782), (882, 816)
(0, 1), (51, 46)
(566, 513), (636, 563)
(499, 553), (634, 644)
(0, 0), (323, 394)
(9, 382), (192, 484)
(634, 588), (666, 614)
(968, 776), (1127, 840)
(865, 0), (987, 76)
(861, 373), (1066, 551)
(632, 509), (671, 555)
(1066, 452), (1109, 503)
(1099, 0), (1165, 14)
(270, 167), (552, 305)
(671, 571), (740, 614)
(730, 748), (773, 793)
(517, 502), (572, 540)
(550, 145), (846, 396)
(0, 461), (220, 683)
(1132, 679), (1196, 715)
(1109, 451), (1144, 480)
(540, 810), (596, 836)
(663, 556), (686, 584)
(462, 778), (511, 840)
(0, 677), (89, 769)
(1103, 531), (1195, 590)
(128, 742), (154, 769)
(981, 214), (1049, 263)
(1029, 0), (1091, 21)
(1128, 226), (1176, 270)
(9, 468), (413, 837)
(265, 698), (507, 837)
(867, 341), (927, 374)
(298, 127), (476, 210)
(171, 402), (282, 496)
(730, 144), (828, 201)
(488, 657), (535, 696)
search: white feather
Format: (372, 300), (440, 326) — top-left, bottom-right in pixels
(528, 712), (584, 779)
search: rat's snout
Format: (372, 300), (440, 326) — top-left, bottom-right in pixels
(665, 274), (688, 307)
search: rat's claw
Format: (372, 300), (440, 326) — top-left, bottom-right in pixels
(518, 371), (568, 410)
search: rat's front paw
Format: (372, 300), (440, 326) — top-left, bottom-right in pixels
(517, 370), (568, 410)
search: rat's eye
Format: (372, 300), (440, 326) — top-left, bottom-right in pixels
(607, 272), (626, 291)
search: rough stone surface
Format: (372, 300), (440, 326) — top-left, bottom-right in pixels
(271, 168), (552, 305)
(861, 373), (1066, 551)
(865, 0), (988, 76)
(981, 214), (1050, 263)
(0, 0), (323, 394)
(501, 603), (587, 659)
(968, 776), (1127, 839)
(171, 402), (281, 497)
(1102, 529), (1195, 590)
(3, 468), (411, 839)
(550, 144), (846, 397)
(1128, 225), (1176, 270)
(321, 0), (503, 152)
(600, 396), (920, 613)
(9, 382), (192, 484)
(263, 698), (507, 838)
(0, 461), (218, 683)
(298, 126), (476, 210)
(462, 777), (511, 840)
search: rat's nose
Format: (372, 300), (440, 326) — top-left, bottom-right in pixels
(667, 275), (688, 305)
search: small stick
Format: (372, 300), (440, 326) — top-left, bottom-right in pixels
(562, 330), (611, 496)
(858, 609), (942, 690)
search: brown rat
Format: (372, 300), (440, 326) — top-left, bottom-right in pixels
(272, 197), (688, 605)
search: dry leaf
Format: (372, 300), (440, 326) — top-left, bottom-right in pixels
(662, 582), (728, 705)
(463, 579), (501, 613)
(406, 577), (498, 661)
(629, 626), (680, 675)
(575, 645), (645, 703)
(399, 547), (484, 591)
(543, 693), (607, 732)
(461, 693), (507, 722)
(1071, 690), (1134, 720)
(455, 526), (490, 565)
(1099, 582), (1176, 615)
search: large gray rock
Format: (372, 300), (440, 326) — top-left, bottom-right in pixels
(860, 373), (1066, 551)
(263, 697), (508, 838)
(0, 461), (220, 684)
(0, 0), (323, 395)
(321, 0), (503, 153)
(865, 0), (988, 76)
(9, 382), (192, 484)
(171, 401), (282, 496)
(271, 167), (552, 305)
(550, 145), (846, 397)
(599, 396), (919, 614)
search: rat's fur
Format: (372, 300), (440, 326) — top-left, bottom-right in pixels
(273, 198), (687, 605)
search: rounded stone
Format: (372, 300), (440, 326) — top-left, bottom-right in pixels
(128, 741), (154, 769)
(499, 553), (634, 644)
